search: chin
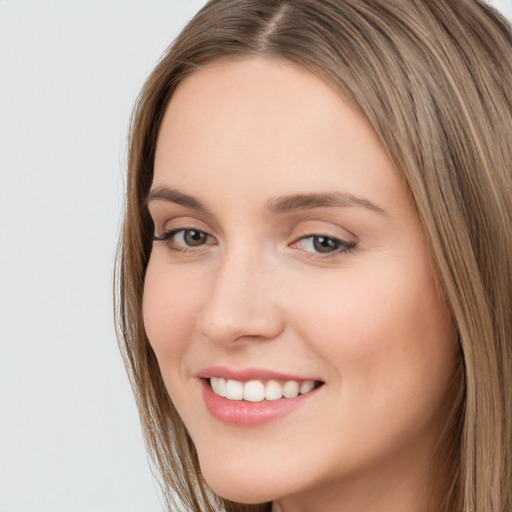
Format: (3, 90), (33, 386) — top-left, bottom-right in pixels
(205, 476), (276, 505)
(199, 456), (284, 505)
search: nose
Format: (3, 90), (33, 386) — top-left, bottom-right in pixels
(196, 249), (285, 346)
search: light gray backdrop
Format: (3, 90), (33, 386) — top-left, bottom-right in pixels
(1, 1), (511, 511)
(0, 2), (206, 511)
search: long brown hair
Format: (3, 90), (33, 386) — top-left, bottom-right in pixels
(115, 1), (512, 510)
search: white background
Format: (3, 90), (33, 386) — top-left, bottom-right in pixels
(1, 1), (510, 511)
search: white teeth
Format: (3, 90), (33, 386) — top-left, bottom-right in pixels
(299, 380), (315, 394)
(265, 380), (283, 401)
(244, 380), (266, 402)
(282, 380), (299, 398)
(210, 377), (226, 397)
(210, 378), (317, 402)
(225, 379), (244, 400)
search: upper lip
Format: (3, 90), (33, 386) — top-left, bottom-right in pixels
(196, 366), (322, 383)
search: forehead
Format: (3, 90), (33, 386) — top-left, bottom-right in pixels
(153, 57), (406, 214)
(157, 57), (367, 152)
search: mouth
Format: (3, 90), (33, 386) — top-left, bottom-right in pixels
(206, 377), (323, 402)
(197, 367), (325, 426)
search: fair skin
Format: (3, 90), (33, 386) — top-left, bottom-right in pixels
(143, 58), (459, 512)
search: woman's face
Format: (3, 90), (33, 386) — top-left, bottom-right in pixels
(144, 58), (459, 511)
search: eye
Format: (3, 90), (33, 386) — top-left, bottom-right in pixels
(293, 235), (355, 255)
(153, 228), (216, 251)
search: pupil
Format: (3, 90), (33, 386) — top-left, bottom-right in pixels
(185, 230), (206, 246)
(313, 236), (339, 253)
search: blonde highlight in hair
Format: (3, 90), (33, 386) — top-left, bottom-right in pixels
(115, 1), (512, 510)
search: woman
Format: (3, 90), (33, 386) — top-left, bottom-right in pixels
(115, 1), (512, 511)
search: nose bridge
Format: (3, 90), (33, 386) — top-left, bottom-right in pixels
(197, 242), (283, 345)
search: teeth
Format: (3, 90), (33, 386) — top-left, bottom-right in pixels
(210, 377), (317, 402)
(225, 379), (244, 400)
(282, 380), (299, 398)
(244, 380), (266, 402)
(265, 380), (283, 401)
(210, 377), (226, 397)
(299, 380), (315, 394)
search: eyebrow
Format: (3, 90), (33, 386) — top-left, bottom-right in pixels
(146, 186), (386, 215)
(146, 187), (210, 213)
(267, 192), (386, 215)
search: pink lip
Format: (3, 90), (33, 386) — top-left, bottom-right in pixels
(197, 366), (323, 426)
(201, 381), (321, 426)
(197, 365), (319, 382)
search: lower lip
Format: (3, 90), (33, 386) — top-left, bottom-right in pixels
(201, 379), (320, 426)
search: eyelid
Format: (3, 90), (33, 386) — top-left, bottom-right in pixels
(152, 214), (214, 237)
(151, 214), (217, 253)
(290, 234), (356, 257)
(153, 227), (215, 242)
(153, 228), (217, 256)
(286, 219), (358, 259)
(289, 219), (356, 242)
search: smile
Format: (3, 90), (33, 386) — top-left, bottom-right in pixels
(198, 368), (325, 426)
(209, 377), (318, 402)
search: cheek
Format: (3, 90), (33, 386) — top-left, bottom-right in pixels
(287, 262), (457, 399)
(282, 264), (459, 475)
(142, 260), (203, 364)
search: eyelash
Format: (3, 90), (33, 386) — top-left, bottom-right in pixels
(153, 228), (216, 253)
(292, 235), (356, 258)
(153, 228), (356, 258)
